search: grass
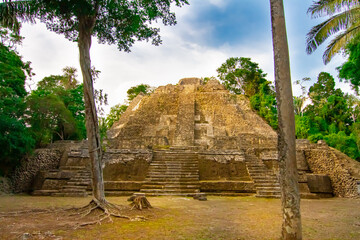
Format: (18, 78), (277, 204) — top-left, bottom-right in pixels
(0, 195), (359, 240)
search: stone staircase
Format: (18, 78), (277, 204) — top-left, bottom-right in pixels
(140, 150), (200, 196)
(245, 154), (281, 198)
(52, 166), (92, 197)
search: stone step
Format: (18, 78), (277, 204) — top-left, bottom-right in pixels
(105, 191), (135, 196)
(62, 188), (88, 192)
(143, 181), (200, 185)
(256, 194), (281, 199)
(256, 186), (281, 191)
(163, 184), (200, 189)
(139, 192), (196, 197)
(152, 157), (198, 159)
(141, 189), (200, 193)
(142, 184), (200, 189)
(251, 175), (278, 180)
(254, 183), (279, 187)
(149, 166), (198, 170)
(148, 166), (199, 169)
(145, 177), (199, 181)
(66, 181), (91, 186)
(248, 169), (273, 174)
(205, 192), (255, 197)
(154, 152), (198, 156)
(150, 163), (198, 166)
(147, 173), (199, 177)
(257, 190), (281, 196)
(62, 185), (87, 189)
(32, 190), (59, 196)
(70, 177), (91, 180)
(147, 171), (199, 175)
(141, 185), (164, 189)
(59, 166), (87, 170)
(52, 192), (88, 197)
(71, 173), (91, 176)
(153, 156), (198, 159)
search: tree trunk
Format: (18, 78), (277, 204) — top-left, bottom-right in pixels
(269, 1), (302, 239)
(78, 16), (106, 203)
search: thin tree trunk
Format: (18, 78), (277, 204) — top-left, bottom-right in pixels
(269, 1), (302, 239)
(78, 16), (106, 203)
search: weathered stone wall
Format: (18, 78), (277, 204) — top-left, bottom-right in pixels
(0, 177), (12, 195)
(103, 149), (152, 181)
(109, 84), (180, 149)
(108, 78), (278, 150)
(304, 145), (360, 198)
(198, 151), (251, 181)
(200, 181), (255, 193)
(194, 88), (277, 149)
(12, 149), (62, 193)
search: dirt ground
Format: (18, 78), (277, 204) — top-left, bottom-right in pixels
(0, 195), (359, 240)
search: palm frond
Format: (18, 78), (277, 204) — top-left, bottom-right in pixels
(306, 6), (360, 54)
(323, 22), (360, 63)
(308, 0), (360, 17)
(0, 0), (37, 33)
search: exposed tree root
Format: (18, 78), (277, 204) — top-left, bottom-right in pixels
(67, 198), (149, 227)
(68, 198), (133, 227)
(0, 208), (53, 217)
(0, 198), (150, 228)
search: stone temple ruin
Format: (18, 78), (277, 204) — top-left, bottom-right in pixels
(30, 78), (360, 198)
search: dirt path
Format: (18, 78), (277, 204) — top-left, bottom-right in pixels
(0, 195), (359, 240)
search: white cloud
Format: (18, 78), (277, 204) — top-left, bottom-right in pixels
(208, 0), (228, 8)
(15, 1), (353, 116)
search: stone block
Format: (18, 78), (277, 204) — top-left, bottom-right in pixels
(200, 181), (255, 193)
(296, 150), (309, 171)
(307, 174), (333, 193)
(198, 156), (251, 181)
(104, 181), (144, 191)
(42, 179), (68, 190)
(298, 172), (308, 183)
(179, 78), (201, 85)
(298, 182), (310, 193)
(103, 159), (149, 181)
(32, 171), (46, 190)
(65, 157), (89, 166)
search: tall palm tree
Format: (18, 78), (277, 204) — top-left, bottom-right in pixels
(306, 0), (360, 64)
(270, 0), (303, 239)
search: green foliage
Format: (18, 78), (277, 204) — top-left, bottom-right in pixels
(324, 132), (360, 160)
(106, 104), (128, 129)
(217, 57), (268, 97)
(0, 42), (35, 175)
(27, 93), (77, 146)
(293, 96), (305, 116)
(127, 84), (152, 102)
(308, 72), (336, 105)
(308, 133), (324, 143)
(294, 71), (360, 161)
(305, 72), (352, 133)
(295, 115), (311, 139)
(250, 83), (278, 129)
(26, 68), (86, 146)
(217, 57), (278, 129)
(338, 37), (360, 95)
(0, 27), (23, 49)
(0, 0), (189, 52)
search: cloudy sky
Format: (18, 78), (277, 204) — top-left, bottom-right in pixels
(16, 0), (350, 113)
